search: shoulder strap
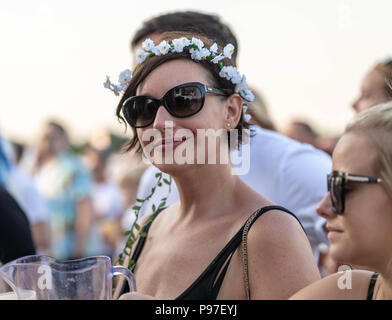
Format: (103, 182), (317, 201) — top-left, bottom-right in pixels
(241, 205), (303, 300)
(367, 272), (379, 300)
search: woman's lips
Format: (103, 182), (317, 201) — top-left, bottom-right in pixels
(326, 225), (343, 240)
(155, 137), (187, 151)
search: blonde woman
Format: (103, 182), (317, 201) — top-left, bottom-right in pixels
(291, 101), (392, 300)
(352, 57), (392, 113)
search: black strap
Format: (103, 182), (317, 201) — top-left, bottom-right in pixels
(176, 205), (304, 299)
(245, 205), (305, 233)
(367, 272), (379, 300)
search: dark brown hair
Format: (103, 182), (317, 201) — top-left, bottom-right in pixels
(131, 11), (238, 60)
(116, 31), (251, 153)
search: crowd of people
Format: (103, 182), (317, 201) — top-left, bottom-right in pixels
(0, 10), (391, 300)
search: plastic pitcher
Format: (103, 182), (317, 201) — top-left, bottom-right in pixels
(0, 255), (136, 300)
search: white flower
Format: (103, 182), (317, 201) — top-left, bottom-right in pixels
(157, 40), (170, 55)
(135, 49), (148, 63)
(142, 38), (155, 52)
(230, 69), (242, 84)
(209, 43), (218, 54)
(211, 54), (225, 64)
(172, 38), (186, 53)
(235, 75), (248, 93)
(219, 66), (237, 81)
(118, 69), (132, 85)
(244, 112), (252, 122)
(103, 76), (111, 89)
(179, 36), (191, 47)
(242, 105), (248, 113)
(191, 37), (204, 50)
(112, 84), (122, 96)
(189, 48), (202, 60)
(152, 46), (161, 56)
(199, 48), (211, 60)
(242, 89), (255, 102)
(223, 43), (235, 59)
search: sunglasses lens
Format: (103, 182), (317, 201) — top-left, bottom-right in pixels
(329, 175), (343, 214)
(123, 97), (157, 128)
(166, 86), (203, 116)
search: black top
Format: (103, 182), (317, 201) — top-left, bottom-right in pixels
(130, 205), (304, 300)
(366, 272), (379, 300)
(0, 185), (36, 264)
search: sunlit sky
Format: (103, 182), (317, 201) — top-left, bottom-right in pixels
(1, 0), (390, 145)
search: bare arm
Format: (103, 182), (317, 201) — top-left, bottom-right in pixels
(31, 221), (51, 254)
(74, 196), (94, 258)
(247, 210), (321, 299)
(289, 270), (374, 300)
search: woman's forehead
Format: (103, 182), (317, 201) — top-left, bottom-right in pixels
(332, 132), (377, 175)
(136, 59), (210, 96)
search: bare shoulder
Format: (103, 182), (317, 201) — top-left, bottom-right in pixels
(247, 208), (307, 245)
(289, 270), (375, 300)
(245, 208), (321, 299)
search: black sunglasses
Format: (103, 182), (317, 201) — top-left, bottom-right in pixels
(122, 82), (231, 128)
(327, 170), (382, 214)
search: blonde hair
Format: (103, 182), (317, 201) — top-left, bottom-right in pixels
(374, 57), (392, 98)
(345, 101), (392, 197)
(246, 87), (276, 131)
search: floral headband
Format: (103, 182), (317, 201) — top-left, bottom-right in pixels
(104, 37), (254, 122)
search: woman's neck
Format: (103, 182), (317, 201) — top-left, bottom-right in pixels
(170, 163), (241, 221)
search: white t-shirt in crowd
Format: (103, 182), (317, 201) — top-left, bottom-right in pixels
(121, 126), (331, 260)
(7, 164), (49, 224)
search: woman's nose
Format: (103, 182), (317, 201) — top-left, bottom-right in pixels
(316, 193), (337, 219)
(152, 105), (174, 131)
(351, 97), (360, 113)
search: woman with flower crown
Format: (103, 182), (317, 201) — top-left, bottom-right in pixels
(107, 31), (320, 300)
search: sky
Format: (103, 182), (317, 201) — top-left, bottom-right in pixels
(0, 0), (391, 145)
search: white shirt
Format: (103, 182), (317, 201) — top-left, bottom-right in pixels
(121, 126), (331, 260)
(91, 180), (124, 220)
(7, 164), (49, 224)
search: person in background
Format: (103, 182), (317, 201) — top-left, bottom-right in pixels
(0, 140), (35, 264)
(82, 145), (124, 258)
(352, 56), (392, 113)
(283, 120), (318, 147)
(0, 185), (36, 264)
(0, 135), (50, 255)
(27, 120), (93, 260)
(290, 102), (392, 300)
(121, 11), (331, 263)
(118, 165), (148, 232)
(245, 87), (276, 131)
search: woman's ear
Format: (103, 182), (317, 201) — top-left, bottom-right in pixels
(224, 93), (243, 129)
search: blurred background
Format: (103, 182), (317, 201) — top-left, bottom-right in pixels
(1, 0), (391, 146)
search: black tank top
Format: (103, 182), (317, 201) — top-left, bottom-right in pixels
(130, 205), (304, 300)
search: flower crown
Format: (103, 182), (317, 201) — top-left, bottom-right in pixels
(104, 36), (254, 122)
